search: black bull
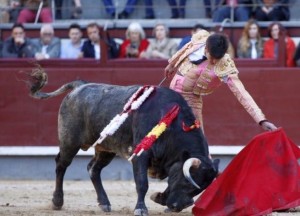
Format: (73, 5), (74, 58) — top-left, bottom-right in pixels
(28, 70), (219, 215)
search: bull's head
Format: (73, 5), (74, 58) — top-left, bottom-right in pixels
(151, 153), (219, 212)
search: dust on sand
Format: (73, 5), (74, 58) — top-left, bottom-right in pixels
(0, 180), (299, 216)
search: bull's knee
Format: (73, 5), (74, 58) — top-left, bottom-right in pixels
(52, 191), (64, 210)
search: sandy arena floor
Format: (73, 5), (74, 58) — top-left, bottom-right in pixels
(0, 180), (299, 216)
(0, 180), (193, 216)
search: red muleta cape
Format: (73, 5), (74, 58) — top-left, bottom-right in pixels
(193, 128), (300, 216)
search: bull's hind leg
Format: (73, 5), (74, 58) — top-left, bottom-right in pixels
(52, 146), (80, 210)
(87, 151), (116, 212)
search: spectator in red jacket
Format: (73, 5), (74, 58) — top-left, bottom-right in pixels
(263, 22), (295, 67)
(119, 22), (149, 58)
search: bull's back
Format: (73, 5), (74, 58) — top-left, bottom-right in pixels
(57, 83), (195, 157)
(58, 83), (140, 152)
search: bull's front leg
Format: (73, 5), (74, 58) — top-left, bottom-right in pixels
(132, 154), (150, 216)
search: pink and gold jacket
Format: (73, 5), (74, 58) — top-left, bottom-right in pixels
(168, 30), (265, 126)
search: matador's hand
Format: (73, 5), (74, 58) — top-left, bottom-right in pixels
(164, 64), (176, 78)
(260, 121), (278, 132)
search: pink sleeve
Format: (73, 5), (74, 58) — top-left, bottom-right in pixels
(226, 73), (266, 124)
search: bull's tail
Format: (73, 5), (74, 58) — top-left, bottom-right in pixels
(28, 64), (86, 100)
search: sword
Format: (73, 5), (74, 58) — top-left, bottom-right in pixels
(158, 76), (167, 87)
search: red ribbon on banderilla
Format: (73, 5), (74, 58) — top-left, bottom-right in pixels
(128, 104), (180, 161)
(182, 120), (200, 132)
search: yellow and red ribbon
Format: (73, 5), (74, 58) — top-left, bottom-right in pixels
(128, 105), (180, 161)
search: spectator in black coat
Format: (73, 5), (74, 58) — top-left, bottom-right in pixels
(80, 22), (119, 60)
(80, 22), (101, 59)
(255, 0), (290, 21)
(2, 23), (35, 58)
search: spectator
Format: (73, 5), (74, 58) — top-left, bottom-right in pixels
(32, 23), (60, 60)
(0, 0), (21, 23)
(178, 24), (206, 50)
(237, 19), (264, 59)
(119, 22), (149, 58)
(212, 0), (254, 22)
(140, 23), (177, 59)
(203, 0), (216, 18)
(144, 0), (186, 19)
(293, 42), (300, 67)
(55, 0), (82, 20)
(2, 23), (35, 58)
(7, 0), (22, 23)
(102, 0), (137, 19)
(80, 22), (101, 59)
(60, 23), (82, 59)
(17, 0), (52, 23)
(255, 0), (290, 21)
(263, 22), (295, 67)
(0, 0), (10, 23)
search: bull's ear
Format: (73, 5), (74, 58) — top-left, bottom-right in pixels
(212, 158), (220, 172)
(181, 151), (191, 162)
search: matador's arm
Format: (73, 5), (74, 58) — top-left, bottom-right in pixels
(225, 73), (266, 124)
(215, 54), (277, 131)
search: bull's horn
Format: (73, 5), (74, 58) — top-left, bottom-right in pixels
(183, 158), (201, 189)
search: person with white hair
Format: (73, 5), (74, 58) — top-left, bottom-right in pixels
(31, 23), (61, 60)
(119, 22), (149, 58)
(140, 23), (177, 59)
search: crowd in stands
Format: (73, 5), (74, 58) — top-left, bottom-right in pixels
(1, 19), (300, 67)
(0, 0), (294, 22)
(1, 0), (300, 66)
(209, 0), (290, 22)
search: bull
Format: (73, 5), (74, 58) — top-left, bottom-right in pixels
(27, 68), (219, 216)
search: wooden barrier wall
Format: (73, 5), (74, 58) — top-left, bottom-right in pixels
(0, 58), (299, 147)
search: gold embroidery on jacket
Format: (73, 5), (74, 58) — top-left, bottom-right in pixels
(193, 63), (213, 95)
(178, 58), (198, 76)
(215, 54), (238, 77)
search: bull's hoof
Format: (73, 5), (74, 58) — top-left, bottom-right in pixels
(99, 204), (111, 212)
(164, 208), (171, 213)
(150, 192), (161, 203)
(52, 191), (64, 210)
(52, 198), (63, 210)
(52, 203), (62, 210)
(134, 208), (148, 216)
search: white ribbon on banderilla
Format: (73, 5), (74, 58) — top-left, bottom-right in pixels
(92, 86), (155, 147)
